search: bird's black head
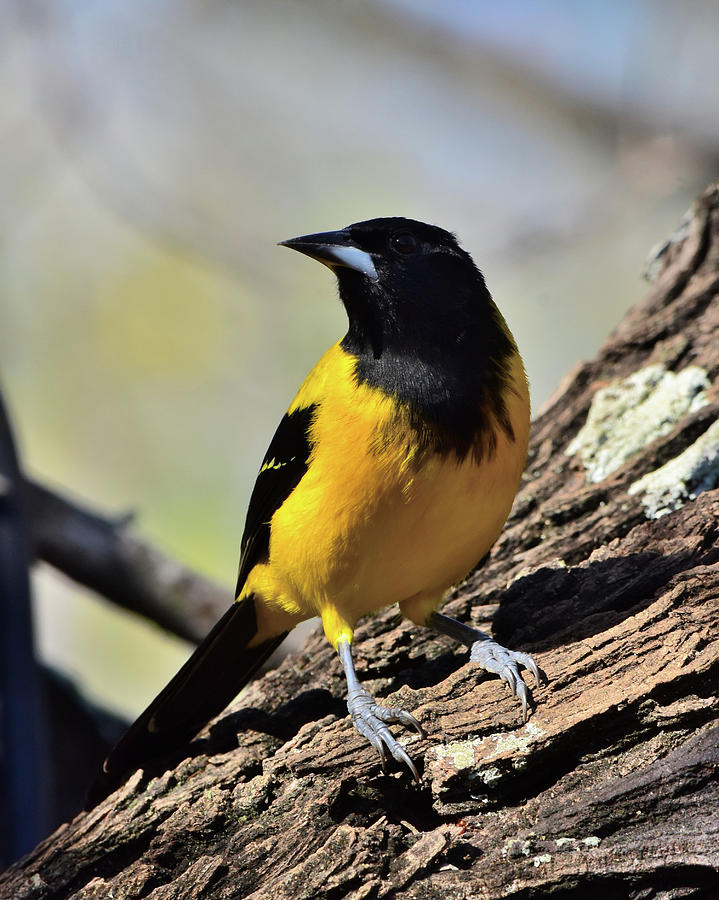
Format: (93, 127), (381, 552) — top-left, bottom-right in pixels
(281, 217), (504, 359)
(280, 217), (518, 456)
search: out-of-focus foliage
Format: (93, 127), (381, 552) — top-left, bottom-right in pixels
(1, 0), (717, 717)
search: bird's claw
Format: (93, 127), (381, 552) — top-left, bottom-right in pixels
(347, 686), (424, 781)
(469, 640), (542, 723)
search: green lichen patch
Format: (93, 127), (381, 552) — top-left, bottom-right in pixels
(566, 364), (710, 482)
(629, 419), (719, 518)
(431, 722), (545, 776)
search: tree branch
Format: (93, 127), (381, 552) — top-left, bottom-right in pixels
(23, 479), (229, 645)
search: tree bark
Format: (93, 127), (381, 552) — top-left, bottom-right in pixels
(2, 184), (719, 899)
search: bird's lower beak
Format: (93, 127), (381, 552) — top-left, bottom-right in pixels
(279, 230), (378, 281)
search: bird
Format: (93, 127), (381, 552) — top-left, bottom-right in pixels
(86, 216), (540, 807)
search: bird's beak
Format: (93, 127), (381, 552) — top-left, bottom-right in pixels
(279, 229), (378, 281)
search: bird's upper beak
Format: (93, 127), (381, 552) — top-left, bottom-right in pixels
(279, 229), (378, 281)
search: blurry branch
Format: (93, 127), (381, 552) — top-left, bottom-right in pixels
(22, 479), (229, 645)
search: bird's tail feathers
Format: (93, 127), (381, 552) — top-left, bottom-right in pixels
(85, 594), (286, 808)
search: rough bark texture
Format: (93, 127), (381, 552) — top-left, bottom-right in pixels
(3, 184), (719, 899)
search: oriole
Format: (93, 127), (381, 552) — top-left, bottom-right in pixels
(87, 217), (540, 806)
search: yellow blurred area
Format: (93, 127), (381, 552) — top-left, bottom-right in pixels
(4, 171), (257, 574)
(94, 246), (234, 380)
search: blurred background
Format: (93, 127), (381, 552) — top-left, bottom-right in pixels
(1, 0), (718, 817)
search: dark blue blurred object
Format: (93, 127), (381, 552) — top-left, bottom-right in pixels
(0, 391), (46, 864)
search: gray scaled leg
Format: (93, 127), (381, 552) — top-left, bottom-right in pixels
(428, 611), (541, 721)
(337, 639), (424, 781)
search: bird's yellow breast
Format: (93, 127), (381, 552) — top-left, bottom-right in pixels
(244, 342), (530, 647)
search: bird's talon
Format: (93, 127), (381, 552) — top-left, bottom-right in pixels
(470, 638), (539, 720)
(399, 711), (424, 736)
(502, 666), (518, 694)
(396, 747), (420, 783)
(518, 689), (529, 722)
(346, 687), (422, 780)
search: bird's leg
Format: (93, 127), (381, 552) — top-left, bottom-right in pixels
(336, 639), (424, 781)
(428, 611), (541, 722)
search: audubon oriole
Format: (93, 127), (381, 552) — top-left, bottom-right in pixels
(87, 217), (540, 806)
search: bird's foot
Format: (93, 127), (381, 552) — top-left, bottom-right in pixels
(347, 686), (424, 781)
(469, 639), (542, 722)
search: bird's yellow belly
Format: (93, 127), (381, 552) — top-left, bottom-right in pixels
(244, 348), (530, 647)
(341, 445), (521, 615)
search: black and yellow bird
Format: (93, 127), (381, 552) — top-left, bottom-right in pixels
(87, 217), (540, 807)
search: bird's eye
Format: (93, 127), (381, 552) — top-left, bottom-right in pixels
(390, 232), (417, 256)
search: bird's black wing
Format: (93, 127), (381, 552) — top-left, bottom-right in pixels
(235, 403), (317, 597)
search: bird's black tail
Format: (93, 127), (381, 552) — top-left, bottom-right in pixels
(85, 595), (287, 808)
